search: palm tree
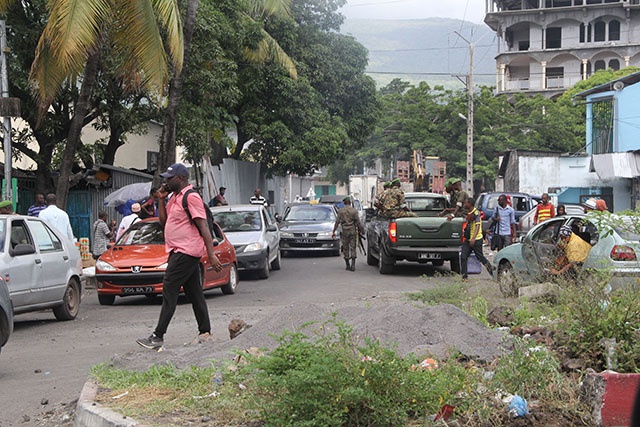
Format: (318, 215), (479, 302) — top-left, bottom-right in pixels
(156, 0), (297, 181)
(0, 0), (184, 207)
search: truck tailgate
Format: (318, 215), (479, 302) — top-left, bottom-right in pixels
(395, 217), (463, 247)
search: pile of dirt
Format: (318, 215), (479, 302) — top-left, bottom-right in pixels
(112, 300), (508, 371)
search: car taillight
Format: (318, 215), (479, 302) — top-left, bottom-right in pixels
(610, 245), (637, 261)
(480, 211), (485, 220)
(389, 222), (397, 243)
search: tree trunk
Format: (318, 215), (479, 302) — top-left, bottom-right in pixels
(102, 125), (123, 165)
(156, 0), (200, 185)
(55, 51), (100, 209)
(231, 118), (248, 159)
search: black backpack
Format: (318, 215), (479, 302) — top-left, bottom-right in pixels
(181, 189), (217, 240)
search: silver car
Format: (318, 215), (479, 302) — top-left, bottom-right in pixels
(0, 275), (12, 353)
(278, 204), (340, 256)
(0, 214), (83, 320)
(211, 205), (280, 279)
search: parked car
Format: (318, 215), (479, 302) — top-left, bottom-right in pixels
(211, 205), (280, 279)
(518, 203), (585, 236)
(494, 214), (640, 295)
(0, 276), (13, 353)
(475, 192), (541, 233)
(95, 218), (238, 305)
(278, 203), (340, 256)
(0, 214), (83, 321)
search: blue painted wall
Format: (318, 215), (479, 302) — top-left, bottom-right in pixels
(586, 81), (640, 154)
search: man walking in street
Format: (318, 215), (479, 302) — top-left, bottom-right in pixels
(27, 193), (47, 217)
(39, 193), (75, 241)
(92, 211), (113, 259)
(491, 194), (516, 251)
(460, 198), (494, 281)
(116, 203), (141, 240)
(137, 163), (222, 350)
(533, 193), (555, 225)
(332, 197), (363, 271)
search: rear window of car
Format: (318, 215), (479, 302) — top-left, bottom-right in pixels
(486, 195), (528, 212)
(406, 197), (447, 211)
(213, 211), (262, 232)
(614, 219), (640, 241)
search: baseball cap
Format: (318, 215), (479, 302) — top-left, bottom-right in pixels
(0, 200), (12, 209)
(219, 186), (226, 191)
(160, 163), (190, 179)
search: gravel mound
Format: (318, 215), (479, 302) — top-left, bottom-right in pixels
(112, 301), (506, 371)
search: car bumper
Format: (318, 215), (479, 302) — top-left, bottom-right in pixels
(280, 238), (340, 252)
(387, 245), (460, 262)
(236, 250), (268, 271)
(609, 270), (640, 290)
(96, 272), (165, 295)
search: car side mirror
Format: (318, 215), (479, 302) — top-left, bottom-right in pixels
(267, 224), (278, 232)
(10, 243), (36, 257)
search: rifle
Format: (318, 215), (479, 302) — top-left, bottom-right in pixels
(358, 231), (366, 255)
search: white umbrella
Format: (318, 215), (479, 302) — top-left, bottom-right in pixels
(104, 182), (152, 207)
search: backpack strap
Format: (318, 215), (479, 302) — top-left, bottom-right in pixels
(181, 189), (197, 225)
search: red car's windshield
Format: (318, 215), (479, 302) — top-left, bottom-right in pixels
(117, 221), (164, 245)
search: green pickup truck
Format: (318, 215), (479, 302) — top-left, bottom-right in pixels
(366, 192), (464, 274)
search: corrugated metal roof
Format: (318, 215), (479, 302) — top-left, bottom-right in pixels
(574, 71), (640, 98)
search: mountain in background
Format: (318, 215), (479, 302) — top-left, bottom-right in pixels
(341, 18), (497, 89)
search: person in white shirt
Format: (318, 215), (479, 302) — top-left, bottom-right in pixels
(116, 203), (142, 241)
(39, 193), (75, 241)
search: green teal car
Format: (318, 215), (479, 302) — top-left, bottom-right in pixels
(494, 214), (640, 295)
(366, 192), (463, 274)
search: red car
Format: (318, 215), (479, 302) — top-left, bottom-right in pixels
(95, 218), (238, 305)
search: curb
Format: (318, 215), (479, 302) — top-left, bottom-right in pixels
(75, 380), (149, 427)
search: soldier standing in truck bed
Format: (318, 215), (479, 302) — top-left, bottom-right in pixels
(383, 178), (414, 219)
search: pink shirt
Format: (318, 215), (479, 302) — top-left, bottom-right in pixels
(165, 185), (206, 258)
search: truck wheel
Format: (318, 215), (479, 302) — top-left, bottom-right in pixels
(450, 257), (461, 274)
(366, 242), (377, 266)
(378, 249), (394, 274)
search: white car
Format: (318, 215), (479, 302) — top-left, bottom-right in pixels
(211, 205), (280, 279)
(0, 214), (83, 320)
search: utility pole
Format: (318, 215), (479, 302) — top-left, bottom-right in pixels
(0, 20), (12, 202)
(454, 31), (475, 197)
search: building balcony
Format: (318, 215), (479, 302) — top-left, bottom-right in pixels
(499, 74), (583, 94)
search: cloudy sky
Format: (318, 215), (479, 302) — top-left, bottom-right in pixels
(340, 0), (486, 23)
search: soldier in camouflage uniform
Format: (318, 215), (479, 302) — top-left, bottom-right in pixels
(374, 181), (391, 213)
(332, 197), (363, 271)
(439, 177), (468, 221)
(383, 179), (415, 218)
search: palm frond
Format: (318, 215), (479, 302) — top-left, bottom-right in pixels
(112, 0), (169, 94)
(150, 0), (184, 72)
(246, 0), (291, 20)
(40, 0), (109, 73)
(244, 29), (297, 79)
(30, 37), (72, 117)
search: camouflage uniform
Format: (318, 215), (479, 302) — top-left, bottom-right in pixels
(450, 189), (469, 217)
(382, 187), (415, 218)
(335, 206), (361, 260)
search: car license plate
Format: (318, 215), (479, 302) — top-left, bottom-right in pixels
(295, 239), (315, 244)
(418, 253), (441, 260)
(122, 286), (155, 294)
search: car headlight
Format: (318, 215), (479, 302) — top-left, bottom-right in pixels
(317, 231), (333, 238)
(244, 242), (263, 252)
(96, 259), (116, 272)
(157, 262), (168, 269)
(280, 231), (294, 238)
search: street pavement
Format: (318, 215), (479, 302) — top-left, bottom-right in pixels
(0, 253), (491, 426)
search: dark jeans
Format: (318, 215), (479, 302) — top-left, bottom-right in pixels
(461, 240), (492, 279)
(492, 234), (511, 251)
(154, 251), (210, 339)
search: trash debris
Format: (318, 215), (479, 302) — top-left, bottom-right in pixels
(229, 319), (252, 339)
(434, 404), (455, 421)
(238, 383), (247, 390)
(212, 372), (223, 387)
(361, 356), (376, 362)
(507, 395), (529, 417)
(193, 391), (220, 399)
(112, 391), (129, 400)
(410, 358), (438, 372)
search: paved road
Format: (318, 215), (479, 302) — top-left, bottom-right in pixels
(0, 253), (480, 425)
